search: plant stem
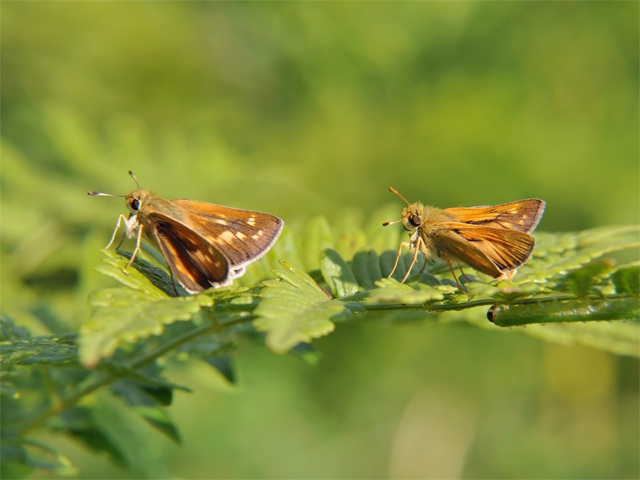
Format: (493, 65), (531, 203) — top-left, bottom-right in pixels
(361, 293), (633, 312)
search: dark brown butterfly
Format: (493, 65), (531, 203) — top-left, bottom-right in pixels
(383, 188), (545, 291)
(89, 172), (283, 293)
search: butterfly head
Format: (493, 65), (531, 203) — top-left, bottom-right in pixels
(400, 203), (425, 232)
(382, 187), (424, 232)
(125, 189), (150, 215)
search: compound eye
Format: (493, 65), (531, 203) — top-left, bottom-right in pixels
(130, 198), (140, 211)
(410, 214), (422, 226)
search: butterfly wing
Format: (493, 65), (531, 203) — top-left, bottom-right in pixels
(150, 216), (232, 293)
(170, 199), (284, 268)
(443, 199), (545, 233)
(434, 223), (536, 278)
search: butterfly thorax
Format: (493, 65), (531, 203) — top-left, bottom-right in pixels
(122, 190), (180, 244)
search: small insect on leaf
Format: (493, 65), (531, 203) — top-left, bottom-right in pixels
(383, 187), (545, 295)
(89, 171), (284, 294)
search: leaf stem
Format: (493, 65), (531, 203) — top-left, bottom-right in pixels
(361, 293), (634, 312)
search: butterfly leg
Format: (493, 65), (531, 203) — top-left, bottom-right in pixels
(443, 253), (470, 298)
(419, 253), (430, 275)
(458, 265), (472, 282)
(125, 228), (143, 268)
(401, 237), (423, 283)
(168, 267), (179, 296)
(115, 230), (127, 250)
(105, 214), (129, 249)
(388, 242), (412, 278)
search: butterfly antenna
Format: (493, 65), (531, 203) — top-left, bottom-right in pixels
(389, 187), (411, 206)
(382, 218), (404, 227)
(129, 171), (141, 194)
(87, 191), (125, 197)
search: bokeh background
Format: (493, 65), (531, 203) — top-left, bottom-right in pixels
(2, 2), (638, 478)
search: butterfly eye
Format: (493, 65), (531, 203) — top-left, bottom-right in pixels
(130, 198), (140, 211)
(410, 214), (422, 226)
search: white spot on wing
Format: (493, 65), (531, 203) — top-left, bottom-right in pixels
(236, 232), (246, 240)
(220, 231), (236, 243)
(247, 217), (256, 226)
(214, 219), (227, 225)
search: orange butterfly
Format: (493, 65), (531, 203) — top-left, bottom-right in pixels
(383, 188), (545, 291)
(90, 172), (283, 293)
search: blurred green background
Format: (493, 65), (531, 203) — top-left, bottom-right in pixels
(2, 2), (638, 478)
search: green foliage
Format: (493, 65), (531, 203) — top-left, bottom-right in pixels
(2, 2), (637, 477)
(111, 380), (181, 444)
(2, 218), (638, 477)
(82, 249), (214, 368)
(254, 260), (348, 353)
(320, 248), (360, 297)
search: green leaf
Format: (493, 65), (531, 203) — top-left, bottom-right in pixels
(95, 249), (186, 297)
(101, 363), (191, 397)
(48, 406), (128, 467)
(111, 380), (181, 444)
(202, 354), (236, 385)
(81, 288), (213, 368)
(612, 265), (640, 296)
(0, 334), (78, 368)
(364, 278), (447, 305)
(518, 226), (639, 283)
(20, 439), (78, 477)
(81, 252), (214, 367)
(418, 272), (443, 287)
(288, 342), (323, 366)
(0, 314), (31, 342)
(320, 248), (359, 297)
(301, 216), (334, 271)
(379, 250), (407, 281)
(0, 441), (33, 479)
(254, 260), (348, 353)
(514, 320), (639, 357)
(350, 249), (382, 290)
(138, 384), (173, 407)
(334, 224), (368, 261)
(552, 259), (617, 297)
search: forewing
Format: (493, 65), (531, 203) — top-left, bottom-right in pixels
(435, 223), (536, 278)
(444, 199), (545, 233)
(170, 199), (284, 267)
(151, 217), (231, 293)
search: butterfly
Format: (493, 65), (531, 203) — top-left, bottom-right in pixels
(383, 188), (545, 291)
(89, 172), (283, 294)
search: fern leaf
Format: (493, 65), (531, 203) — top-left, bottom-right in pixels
(301, 216), (333, 271)
(47, 406), (129, 467)
(80, 251), (213, 368)
(518, 226), (639, 283)
(612, 264), (640, 296)
(350, 249), (382, 290)
(254, 260), (349, 353)
(0, 315), (78, 367)
(514, 321), (639, 357)
(320, 248), (359, 297)
(364, 277), (449, 305)
(111, 380), (181, 444)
